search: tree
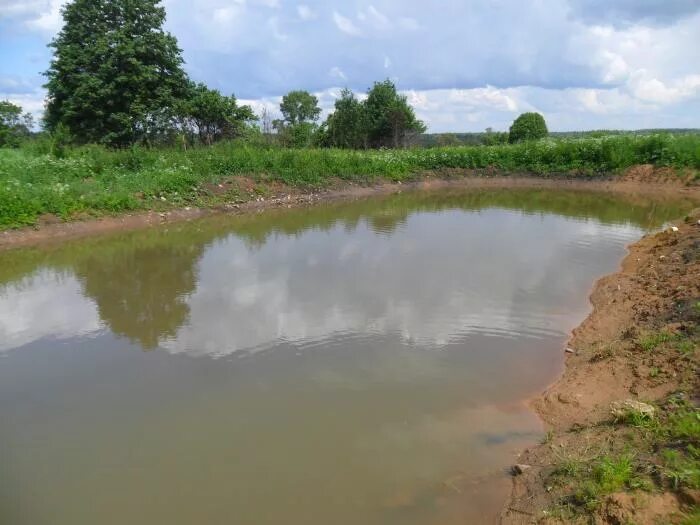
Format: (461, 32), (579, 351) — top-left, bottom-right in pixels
(176, 82), (256, 145)
(364, 80), (425, 148)
(0, 101), (33, 147)
(273, 90), (322, 148)
(44, 0), (188, 146)
(483, 128), (509, 145)
(279, 90), (321, 125)
(323, 88), (367, 149)
(435, 133), (461, 147)
(508, 112), (548, 143)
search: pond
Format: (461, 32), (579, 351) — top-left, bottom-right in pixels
(0, 187), (696, 525)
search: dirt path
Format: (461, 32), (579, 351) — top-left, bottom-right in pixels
(1, 170), (698, 251)
(502, 209), (700, 524)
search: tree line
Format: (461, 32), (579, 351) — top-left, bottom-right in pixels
(37, 0), (428, 149)
(265, 83), (426, 149)
(3, 0), (548, 150)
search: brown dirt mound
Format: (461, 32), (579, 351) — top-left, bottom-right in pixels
(620, 164), (697, 186)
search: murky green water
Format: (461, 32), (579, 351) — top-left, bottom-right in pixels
(0, 188), (696, 525)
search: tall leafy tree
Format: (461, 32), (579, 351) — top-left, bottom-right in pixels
(273, 90), (322, 148)
(0, 101), (33, 147)
(176, 82), (256, 145)
(321, 81), (425, 149)
(44, 0), (188, 146)
(323, 89), (367, 149)
(364, 80), (425, 148)
(278, 90), (321, 126)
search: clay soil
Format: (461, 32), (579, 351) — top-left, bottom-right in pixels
(502, 208), (700, 523)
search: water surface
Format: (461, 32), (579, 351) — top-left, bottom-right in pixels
(0, 188), (695, 525)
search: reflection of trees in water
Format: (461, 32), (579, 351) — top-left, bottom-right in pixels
(73, 238), (206, 350)
(220, 188), (698, 247)
(0, 187), (695, 351)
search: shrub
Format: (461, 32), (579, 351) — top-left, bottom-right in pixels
(509, 112), (548, 143)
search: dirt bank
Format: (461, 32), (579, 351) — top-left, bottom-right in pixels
(502, 209), (700, 523)
(1, 166), (698, 251)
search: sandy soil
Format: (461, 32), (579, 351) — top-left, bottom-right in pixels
(501, 206), (700, 523)
(1, 166), (698, 251)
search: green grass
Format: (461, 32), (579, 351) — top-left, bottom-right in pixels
(1, 132), (699, 228)
(681, 506), (700, 525)
(549, 405), (700, 515)
(551, 454), (648, 511)
(636, 330), (675, 352)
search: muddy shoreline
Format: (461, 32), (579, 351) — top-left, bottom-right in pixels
(1, 169), (698, 251)
(502, 205), (700, 523)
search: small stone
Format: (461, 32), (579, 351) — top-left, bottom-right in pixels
(565, 347), (576, 354)
(670, 226), (679, 232)
(511, 464), (531, 475)
(610, 399), (655, 420)
(557, 393), (577, 405)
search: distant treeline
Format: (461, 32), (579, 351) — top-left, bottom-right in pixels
(419, 128), (700, 148)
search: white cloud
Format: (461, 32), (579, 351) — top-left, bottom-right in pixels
(627, 71), (700, 104)
(333, 11), (362, 36)
(156, 212), (638, 358)
(365, 5), (390, 29)
(0, 271), (102, 353)
(0, 89), (46, 122)
(296, 4), (317, 20)
(1, 0), (67, 34)
(329, 66), (347, 81)
(25, 0), (64, 33)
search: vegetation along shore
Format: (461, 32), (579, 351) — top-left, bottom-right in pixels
(1, 133), (699, 231)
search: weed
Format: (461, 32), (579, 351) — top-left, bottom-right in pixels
(637, 330), (674, 352)
(678, 340), (696, 354)
(542, 430), (555, 444)
(662, 449), (700, 489)
(561, 454), (648, 511)
(666, 409), (700, 441)
(680, 506), (700, 525)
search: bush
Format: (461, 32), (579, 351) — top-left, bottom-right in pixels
(509, 112), (548, 143)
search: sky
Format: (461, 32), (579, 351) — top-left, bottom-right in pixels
(0, 0), (699, 132)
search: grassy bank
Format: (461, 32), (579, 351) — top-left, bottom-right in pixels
(1, 133), (699, 228)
